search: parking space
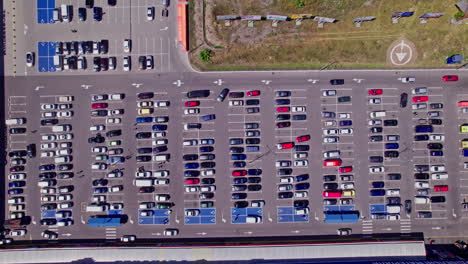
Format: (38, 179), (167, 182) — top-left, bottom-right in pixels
(184, 208), (216, 225)
(36, 0), (55, 24)
(37, 42), (57, 72)
(138, 209), (170, 225)
(231, 208), (263, 224)
(277, 207), (309, 223)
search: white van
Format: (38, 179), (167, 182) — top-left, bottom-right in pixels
(54, 55), (63, 71)
(133, 179), (154, 187)
(54, 156), (72, 163)
(58, 96), (74, 103)
(414, 196), (430, 204)
(370, 111), (386, 118)
(246, 216), (262, 223)
(52, 124), (71, 132)
(386, 205), (401, 214)
(38, 180), (56, 187)
(432, 173), (448, 180)
(60, 5), (69, 22)
(86, 204), (109, 212)
(5, 118), (26, 125)
(153, 154), (169, 162)
(53, 8), (61, 22)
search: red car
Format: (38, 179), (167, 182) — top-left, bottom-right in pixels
(339, 166), (353, 173)
(322, 191), (342, 198)
(324, 160), (342, 167)
(412, 96), (428, 103)
(232, 170), (247, 177)
(277, 142), (294, 150)
(92, 103), (108, 109)
(185, 178), (200, 185)
(368, 89), (383, 96)
(277, 107), (290, 113)
(443, 75), (458, 82)
(247, 90), (260, 96)
(185, 101), (200, 107)
(296, 135), (311, 143)
(434, 185), (449, 192)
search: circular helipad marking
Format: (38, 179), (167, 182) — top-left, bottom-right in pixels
(390, 40), (413, 66)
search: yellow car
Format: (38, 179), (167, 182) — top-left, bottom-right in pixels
(461, 124), (468, 133)
(138, 108), (153, 115)
(342, 190), (356, 197)
(462, 139), (468, 148)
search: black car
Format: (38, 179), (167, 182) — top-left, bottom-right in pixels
(370, 127), (383, 133)
(100, 57), (108, 71)
(27, 143), (36, 158)
(78, 7), (86, 21)
(200, 192), (214, 199)
(430, 103), (443, 109)
(153, 146), (168, 153)
(275, 91), (291, 97)
(201, 162), (216, 168)
(57, 172), (74, 179)
(414, 135), (429, 141)
(136, 156), (152, 162)
(275, 99), (290, 105)
(187, 90), (210, 98)
(246, 107), (260, 113)
(233, 178), (247, 184)
(106, 129), (121, 137)
(93, 56), (101, 72)
(278, 192), (294, 199)
(246, 138), (260, 144)
(184, 170), (200, 177)
(137, 148), (153, 154)
(292, 115), (307, 120)
(39, 164), (55, 171)
(430, 196), (446, 203)
(417, 211), (432, 218)
(230, 147), (244, 153)
(384, 151), (399, 158)
(404, 200), (412, 214)
(322, 111), (335, 118)
(233, 161), (246, 168)
(384, 119), (398, 126)
(234, 201), (249, 208)
(9, 150), (27, 157)
(400, 93), (408, 108)
(136, 132), (152, 139)
(429, 119), (442, 125)
(414, 165), (429, 172)
(138, 56), (146, 70)
(232, 193), (247, 199)
(137, 92), (154, 99)
(369, 156), (383, 163)
(248, 177), (261, 183)
(183, 154), (199, 161)
(201, 178), (215, 184)
(41, 203), (57, 210)
(248, 169), (262, 175)
(276, 122), (291, 128)
(108, 0), (117, 6)
(246, 99), (260, 105)
(330, 79), (344, 85)
(139, 186), (155, 193)
(369, 135), (383, 142)
(278, 168), (293, 175)
(91, 109), (107, 116)
(39, 172), (56, 179)
(323, 183), (338, 190)
(92, 179), (108, 186)
(294, 145), (309, 151)
(248, 185), (261, 191)
(58, 164), (73, 171)
(244, 123), (259, 129)
(229, 92), (244, 98)
(387, 173), (401, 180)
(414, 173), (429, 180)
(93, 7), (103, 21)
(9, 127), (26, 134)
(294, 200), (309, 208)
(40, 218), (57, 226)
(41, 119), (58, 126)
(217, 88), (229, 102)
(387, 197), (401, 205)
(229, 138), (243, 145)
(323, 175), (336, 182)
(88, 135), (105, 143)
(86, 0), (94, 8)
(338, 96), (351, 103)
(427, 143), (443, 150)
(276, 114), (290, 121)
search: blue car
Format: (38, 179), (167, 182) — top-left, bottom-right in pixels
(199, 146), (214, 153)
(184, 170), (200, 177)
(385, 143), (399, 149)
(233, 178), (248, 184)
(370, 189), (385, 196)
(152, 125), (167, 131)
(93, 187), (108, 193)
(8, 188), (23, 195)
(371, 181), (384, 188)
(233, 161), (246, 168)
(248, 169), (262, 175)
(295, 183), (310, 190)
(136, 117), (153, 123)
(185, 163), (199, 169)
(8, 181), (25, 188)
(295, 174), (309, 182)
(431, 151), (443, 156)
(93, 7), (103, 21)
(109, 156), (125, 164)
(339, 120), (352, 126)
(199, 114), (216, 121)
(231, 154), (246, 160)
(415, 125), (433, 133)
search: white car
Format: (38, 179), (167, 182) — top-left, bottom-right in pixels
(163, 229), (179, 236)
(412, 103), (427, 110)
(323, 151), (340, 158)
(185, 209), (200, 216)
(280, 177), (294, 183)
(147, 7), (155, 20)
(415, 181), (430, 188)
(339, 128), (353, 134)
(185, 186), (200, 192)
(26, 52), (34, 67)
(153, 170), (169, 177)
(229, 100), (243, 106)
(42, 134), (57, 141)
(123, 39), (131, 53)
(8, 197), (24, 204)
(146, 55), (154, 69)
(41, 104), (57, 110)
(107, 171), (123, 178)
(92, 94), (107, 101)
(109, 185), (123, 192)
(386, 189), (400, 196)
(294, 160), (308, 167)
(92, 195), (106, 202)
(92, 146), (107, 153)
(200, 185), (216, 192)
(429, 134), (445, 141)
(57, 219), (73, 226)
(137, 101), (153, 107)
(41, 112), (56, 118)
(183, 139), (198, 146)
(58, 194), (73, 201)
(368, 119), (382, 126)
(292, 106), (306, 112)
(324, 120), (336, 127)
(251, 200), (265, 208)
(57, 111), (73, 118)
(41, 195), (56, 202)
(322, 90), (336, 96)
(41, 151), (55, 158)
(106, 118), (121, 124)
(184, 108), (200, 115)
(9, 173), (26, 180)
(110, 93), (125, 100)
(276, 160), (292, 167)
(412, 87), (427, 94)
(294, 191), (308, 198)
(41, 143), (57, 150)
(58, 202), (73, 209)
(58, 104), (72, 110)
(400, 77), (416, 83)
(323, 129), (338, 135)
(92, 163), (108, 170)
(201, 169), (215, 176)
(135, 171), (152, 178)
(153, 132), (166, 138)
(155, 194), (170, 201)
(341, 183), (354, 190)
(155, 179), (169, 185)
(430, 165), (445, 172)
(92, 41), (100, 54)
(110, 109), (124, 116)
(77, 56), (86, 69)
(323, 137), (339, 143)
(369, 98), (381, 104)
(10, 229), (26, 237)
(432, 173), (448, 180)
(121, 235), (136, 242)
(123, 56), (131, 71)
(152, 139), (168, 146)
(338, 113), (351, 119)
(369, 166), (384, 173)
(294, 152), (308, 159)
(90, 125), (105, 131)
(58, 134), (73, 140)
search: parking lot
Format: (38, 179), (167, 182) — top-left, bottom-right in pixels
(2, 71), (468, 243)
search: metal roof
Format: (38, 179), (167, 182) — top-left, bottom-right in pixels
(0, 241), (425, 263)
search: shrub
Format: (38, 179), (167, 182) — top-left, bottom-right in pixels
(199, 49), (213, 63)
(296, 0), (305, 8)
